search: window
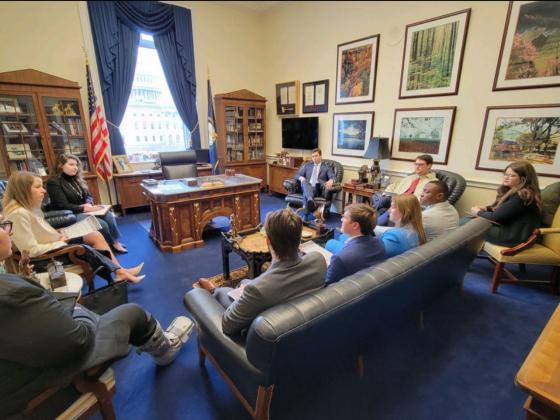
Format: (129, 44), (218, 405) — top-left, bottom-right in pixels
(120, 33), (191, 163)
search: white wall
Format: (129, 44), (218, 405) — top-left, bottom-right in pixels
(260, 1), (559, 213)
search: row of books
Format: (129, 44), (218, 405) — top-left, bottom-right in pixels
(48, 118), (83, 136)
(226, 150), (244, 161)
(248, 108), (263, 118)
(10, 159), (48, 175)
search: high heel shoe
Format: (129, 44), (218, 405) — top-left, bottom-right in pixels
(115, 273), (146, 284)
(126, 262), (145, 276)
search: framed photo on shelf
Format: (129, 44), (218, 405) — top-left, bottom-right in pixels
(2, 121), (28, 134)
(399, 9), (470, 99)
(476, 104), (560, 178)
(391, 107), (456, 165)
(112, 154), (133, 174)
(276, 81), (300, 115)
(493, 1), (560, 91)
(331, 112), (374, 157)
(335, 34), (379, 104)
(302, 79), (329, 113)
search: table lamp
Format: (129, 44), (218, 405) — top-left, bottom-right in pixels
(363, 137), (390, 187)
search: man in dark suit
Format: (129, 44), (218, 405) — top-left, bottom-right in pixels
(325, 204), (385, 285)
(295, 148), (335, 214)
(198, 208), (326, 335)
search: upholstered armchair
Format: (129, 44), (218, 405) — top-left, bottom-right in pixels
(159, 150), (198, 179)
(483, 206), (560, 294)
(282, 159), (344, 217)
(22, 365), (116, 419)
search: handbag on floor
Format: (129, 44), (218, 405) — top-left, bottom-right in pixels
(81, 280), (128, 315)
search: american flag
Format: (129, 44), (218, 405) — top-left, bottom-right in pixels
(86, 63), (112, 180)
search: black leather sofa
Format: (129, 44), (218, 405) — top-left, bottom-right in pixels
(0, 180), (75, 228)
(282, 159), (344, 217)
(183, 218), (491, 420)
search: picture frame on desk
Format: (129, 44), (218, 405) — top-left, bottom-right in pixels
(112, 154), (133, 174)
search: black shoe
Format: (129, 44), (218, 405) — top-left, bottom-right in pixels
(306, 199), (316, 213)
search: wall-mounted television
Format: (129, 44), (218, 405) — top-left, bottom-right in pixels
(281, 117), (318, 150)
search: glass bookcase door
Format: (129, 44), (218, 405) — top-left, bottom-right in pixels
(248, 106), (265, 161)
(42, 97), (90, 172)
(225, 105), (245, 163)
(0, 94), (48, 176)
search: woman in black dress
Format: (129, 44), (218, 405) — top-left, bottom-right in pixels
(47, 154), (127, 253)
(470, 160), (542, 246)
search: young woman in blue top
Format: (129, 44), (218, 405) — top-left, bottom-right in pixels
(381, 194), (427, 257)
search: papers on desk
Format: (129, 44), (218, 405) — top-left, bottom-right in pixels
(60, 215), (102, 240)
(87, 204), (111, 216)
(299, 241), (333, 265)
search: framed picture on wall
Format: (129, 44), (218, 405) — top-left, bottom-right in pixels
(399, 9), (471, 99)
(331, 112), (374, 157)
(476, 104), (560, 178)
(493, 1), (560, 91)
(390, 107), (456, 165)
(335, 34), (380, 105)
(276, 81), (300, 115)
(302, 79), (329, 113)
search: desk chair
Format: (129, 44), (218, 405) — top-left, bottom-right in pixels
(159, 150), (198, 180)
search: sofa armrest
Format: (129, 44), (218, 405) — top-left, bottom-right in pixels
(283, 178), (300, 194)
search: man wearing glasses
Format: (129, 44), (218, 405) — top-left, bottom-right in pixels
(376, 154), (437, 226)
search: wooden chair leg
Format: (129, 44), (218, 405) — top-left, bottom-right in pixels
(356, 354), (364, 378)
(254, 385), (274, 420)
(491, 262), (505, 294)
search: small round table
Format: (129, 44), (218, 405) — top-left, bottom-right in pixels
(35, 272), (84, 293)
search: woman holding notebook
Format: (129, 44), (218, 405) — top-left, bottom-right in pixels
(46, 154), (127, 253)
(3, 171), (144, 283)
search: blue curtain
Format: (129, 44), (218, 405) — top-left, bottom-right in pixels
(87, 1), (200, 154)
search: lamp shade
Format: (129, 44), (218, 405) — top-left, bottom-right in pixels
(364, 137), (390, 159)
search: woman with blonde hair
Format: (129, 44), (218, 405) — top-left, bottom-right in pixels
(381, 194), (427, 257)
(47, 153), (127, 253)
(470, 160), (541, 246)
(3, 171), (144, 283)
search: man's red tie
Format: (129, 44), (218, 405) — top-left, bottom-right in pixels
(404, 177), (420, 194)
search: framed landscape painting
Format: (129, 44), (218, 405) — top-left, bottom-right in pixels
(476, 104), (560, 177)
(399, 9), (471, 98)
(331, 112), (374, 157)
(391, 107), (456, 164)
(335, 34), (380, 105)
(493, 1), (560, 91)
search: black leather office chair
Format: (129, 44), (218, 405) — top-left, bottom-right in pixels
(283, 159), (344, 217)
(159, 151), (198, 180)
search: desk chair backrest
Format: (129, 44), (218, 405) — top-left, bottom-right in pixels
(433, 169), (466, 205)
(160, 150), (198, 180)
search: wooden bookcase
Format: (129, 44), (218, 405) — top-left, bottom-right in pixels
(214, 89), (267, 187)
(0, 69), (99, 202)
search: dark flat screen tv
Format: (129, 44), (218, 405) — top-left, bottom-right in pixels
(282, 117), (318, 150)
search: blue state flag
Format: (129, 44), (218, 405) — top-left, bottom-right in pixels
(207, 79), (219, 174)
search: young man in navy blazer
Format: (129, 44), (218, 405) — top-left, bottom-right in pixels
(295, 148), (335, 215)
(325, 203), (385, 285)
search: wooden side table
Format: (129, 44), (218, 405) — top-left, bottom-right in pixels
(341, 184), (379, 212)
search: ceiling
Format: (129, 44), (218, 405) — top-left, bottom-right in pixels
(212, 1), (284, 13)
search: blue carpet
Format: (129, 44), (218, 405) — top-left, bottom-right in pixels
(106, 193), (559, 420)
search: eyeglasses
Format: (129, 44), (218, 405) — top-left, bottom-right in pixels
(0, 221), (13, 233)
(503, 173), (519, 179)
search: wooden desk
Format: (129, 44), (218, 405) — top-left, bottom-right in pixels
(341, 184), (379, 212)
(114, 164), (212, 214)
(142, 174), (261, 253)
(268, 163), (298, 195)
(516, 303), (560, 419)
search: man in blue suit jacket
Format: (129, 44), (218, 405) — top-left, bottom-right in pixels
(295, 148), (335, 214)
(325, 204), (385, 285)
